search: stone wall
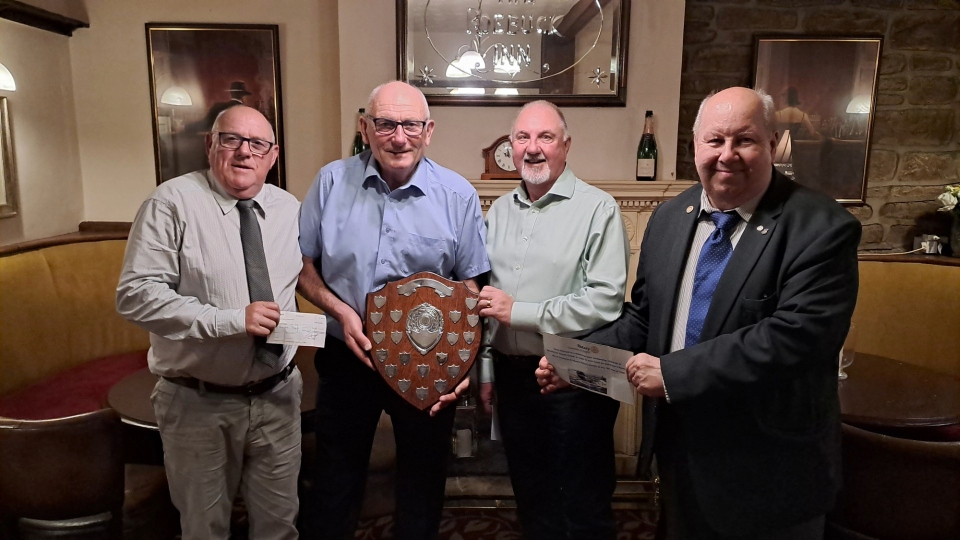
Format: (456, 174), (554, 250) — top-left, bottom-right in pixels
(677, 0), (959, 252)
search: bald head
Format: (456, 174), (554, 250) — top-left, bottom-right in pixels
(367, 81), (430, 120)
(361, 81), (435, 190)
(206, 105), (279, 199)
(691, 87), (778, 210)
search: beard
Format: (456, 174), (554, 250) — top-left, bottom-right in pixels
(520, 157), (552, 186)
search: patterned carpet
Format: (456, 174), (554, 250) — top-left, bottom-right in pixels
(354, 508), (658, 539)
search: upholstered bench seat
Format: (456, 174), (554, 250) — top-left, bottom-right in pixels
(0, 351), (147, 420)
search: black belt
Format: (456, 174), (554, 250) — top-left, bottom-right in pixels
(163, 362), (294, 396)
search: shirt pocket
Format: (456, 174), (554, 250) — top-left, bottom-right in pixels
(398, 232), (454, 276)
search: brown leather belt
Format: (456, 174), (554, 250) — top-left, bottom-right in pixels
(163, 362), (294, 396)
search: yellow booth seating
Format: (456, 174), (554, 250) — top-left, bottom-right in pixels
(854, 255), (960, 379)
(0, 232), (149, 419)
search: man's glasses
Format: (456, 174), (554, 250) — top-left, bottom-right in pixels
(214, 132), (275, 156)
(366, 116), (429, 137)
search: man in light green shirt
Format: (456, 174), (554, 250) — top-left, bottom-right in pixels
(476, 100), (629, 540)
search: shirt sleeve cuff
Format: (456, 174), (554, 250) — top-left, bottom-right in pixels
(509, 301), (540, 332)
(662, 378), (671, 404)
(479, 353), (494, 384)
(216, 308), (247, 337)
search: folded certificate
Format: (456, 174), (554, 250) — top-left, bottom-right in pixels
(542, 333), (635, 404)
(266, 312), (326, 348)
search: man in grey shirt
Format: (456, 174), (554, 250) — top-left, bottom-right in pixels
(117, 106), (303, 539)
(477, 100), (629, 539)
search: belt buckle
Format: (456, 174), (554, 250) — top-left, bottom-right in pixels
(240, 380), (260, 396)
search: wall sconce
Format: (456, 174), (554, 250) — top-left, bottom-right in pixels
(445, 49), (485, 79)
(0, 63), (16, 92)
(845, 94), (871, 114)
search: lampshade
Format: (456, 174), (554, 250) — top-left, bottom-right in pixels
(160, 86), (193, 106)
(845, 94), (871, 114)
(0, 62), (16, 92)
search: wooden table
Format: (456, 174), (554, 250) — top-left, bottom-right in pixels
(838, 353), (960, 429)
(108, 347), (319, 430)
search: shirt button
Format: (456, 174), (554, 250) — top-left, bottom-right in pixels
(515, 265), (521, 270)
(380, 259), (387, 264)
(522, 237), (528, 241)
(385, 227), (391, 233)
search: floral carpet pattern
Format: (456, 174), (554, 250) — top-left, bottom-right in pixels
(355, 508), (658, 539)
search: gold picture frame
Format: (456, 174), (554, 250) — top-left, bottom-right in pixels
(0, 97), (19, 219)
(145, 23), (285, 188)
(753, 36), (882, 205)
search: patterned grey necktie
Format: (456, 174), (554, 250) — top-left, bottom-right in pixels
(237, 199), (282, 368)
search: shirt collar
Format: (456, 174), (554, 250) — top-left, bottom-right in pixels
(362, 152), (427, 195)
(206, 169), (269, 216)
(698, 187), (763, 224)
(512, 165), (576, 207)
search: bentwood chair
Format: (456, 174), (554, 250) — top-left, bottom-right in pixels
(827, 422), (960, 540)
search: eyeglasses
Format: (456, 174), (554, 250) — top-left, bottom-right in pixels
(365, 116), (429, 137)
(214, 132), (275, 156)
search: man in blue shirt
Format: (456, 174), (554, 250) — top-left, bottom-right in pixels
(298, 81), (490, 539)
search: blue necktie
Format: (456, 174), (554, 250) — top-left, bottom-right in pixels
(685, 211), (741, 348)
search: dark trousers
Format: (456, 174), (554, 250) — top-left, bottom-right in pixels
(304, 337), (455, 540)
(494, 354), (622, 540)
(655, 408), (825, 540)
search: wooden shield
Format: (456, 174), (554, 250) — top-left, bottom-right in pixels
(365, 272), (481, 411)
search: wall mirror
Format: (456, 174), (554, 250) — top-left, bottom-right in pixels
(398, 0), (629, 106)
(0, 97), (18, 219)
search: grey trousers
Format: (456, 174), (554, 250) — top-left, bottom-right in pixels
(151, 368), (303, 540)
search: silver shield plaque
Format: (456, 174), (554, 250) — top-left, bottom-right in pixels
(406, 303), (443, 355)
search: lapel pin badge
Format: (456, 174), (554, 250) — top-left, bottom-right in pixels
(686, 205), (694, 214)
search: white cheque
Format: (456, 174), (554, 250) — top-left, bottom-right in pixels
(267, 312), (327, 348)
(542, 333), (635, 404)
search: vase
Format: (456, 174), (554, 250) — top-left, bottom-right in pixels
(951, 214), (960, 258)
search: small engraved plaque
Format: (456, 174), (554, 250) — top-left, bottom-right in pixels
(467, 314), (479, 327)
(391, 331), (403, 344)
(385, 364), (398, 378)
(390, 310), (402, 323)
(464, 331), (475, 345)
(446, 332), (459, 345)
(447, 365), (460, 378)
(416, 387), (429, 401)
(449, 310), (462, 323)
(434, 379), (447, 394)
(372, 331), (385, 344)
(436, 352), (448, 365)
(375, 349), (388, 363)
(465, 297), (478, 310)
(417, 364), (429, 378)
(459, 349), (471, 362)
(399, 352), (411, 365)
(374, 295), (387, 308)
(398, 379), (411, 393)
(371, 312), (383, 325)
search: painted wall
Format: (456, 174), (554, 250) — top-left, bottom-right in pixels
(68, 0), (341, 222)
(339, 0), (687, 183)
(0, 19), (84, 244)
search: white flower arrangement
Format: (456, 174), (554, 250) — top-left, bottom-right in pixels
(937, 184), (960, 214)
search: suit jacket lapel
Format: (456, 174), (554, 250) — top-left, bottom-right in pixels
(656, 187), (703, 354)
(699, 172), (786, 340)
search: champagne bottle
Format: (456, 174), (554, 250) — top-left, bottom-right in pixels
(636, 110), (658, 181)
(351, 107), (369, 155)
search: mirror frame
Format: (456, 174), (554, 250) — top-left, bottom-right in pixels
(396, 0), (630, 107)
(0, 97), (18, 219)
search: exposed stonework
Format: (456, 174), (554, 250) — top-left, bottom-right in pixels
(910, 55), (953, 71)
(804, 9), (888, 33)
(907, 76), (959, 105)
(867, 149), (898, 182)
(678, 1), (960, 252)
(872, 109), (955, 147)
(889, 13), (960, 52)
(716, 7), (798, 29)
(897, 152), (959, 184)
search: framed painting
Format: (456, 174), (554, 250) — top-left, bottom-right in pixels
(753, 36), (881, 205)
(0, 97), (18, 219)
(398, 0), (630, 106)
(145, 23), (285, 188)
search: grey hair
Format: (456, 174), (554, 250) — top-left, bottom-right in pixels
(692, 87), (776, 136)
(211, 105), (276, 143)
(510, 100), (570, 142)
(366, 81), (430, 120)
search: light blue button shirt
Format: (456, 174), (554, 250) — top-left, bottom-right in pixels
(299, 151), (490, 341)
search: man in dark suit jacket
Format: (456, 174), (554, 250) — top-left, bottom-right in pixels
(538, 87), (861, 539)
